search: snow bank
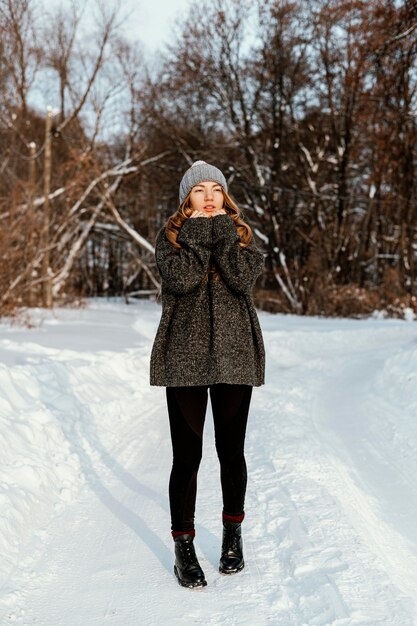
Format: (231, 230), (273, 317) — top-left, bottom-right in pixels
(0, 351), (85, 591)
(0, 302), (156, 594)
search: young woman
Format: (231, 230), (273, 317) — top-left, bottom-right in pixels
(150, 160), (265, 589)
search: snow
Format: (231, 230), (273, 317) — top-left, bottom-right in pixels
(0, 299), (416, 625)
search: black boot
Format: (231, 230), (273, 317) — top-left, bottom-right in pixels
(174, 534), (207, 589)
(219, 521), (244, 574)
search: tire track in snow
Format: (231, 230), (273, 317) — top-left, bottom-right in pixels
(310, 342), (417, 624)
(9, 401), (172, 625)
(246, 387), (351, 626)
(1, 338), (168, 625)
(245, 322), (417, 625)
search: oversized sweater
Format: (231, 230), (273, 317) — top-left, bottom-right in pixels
(149, 214), (265, 387)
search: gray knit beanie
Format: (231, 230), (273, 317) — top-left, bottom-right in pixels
(179, 160), (228, 204)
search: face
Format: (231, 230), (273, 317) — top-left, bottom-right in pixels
(189, 181), (224, 215)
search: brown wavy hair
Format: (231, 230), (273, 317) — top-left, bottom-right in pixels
(164, 189), (253, 282)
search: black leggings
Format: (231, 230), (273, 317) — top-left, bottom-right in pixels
(166, 384), (253, 533)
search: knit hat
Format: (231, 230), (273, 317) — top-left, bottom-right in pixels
(179, 160), (228, 204)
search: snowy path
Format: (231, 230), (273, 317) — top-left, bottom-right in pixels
(0, 301), (417, 625)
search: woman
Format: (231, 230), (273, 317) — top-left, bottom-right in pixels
(150, 160), (265, 589)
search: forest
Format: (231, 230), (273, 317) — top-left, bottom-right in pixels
(0, 0), (416, 318)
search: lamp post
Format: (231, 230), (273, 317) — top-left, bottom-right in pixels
(28, 141), (37, 306)
(42, 107), (53, 308)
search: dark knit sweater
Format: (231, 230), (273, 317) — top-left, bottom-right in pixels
(149, 214), (265, 387)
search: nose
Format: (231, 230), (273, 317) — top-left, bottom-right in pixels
(204, 189), (213, 200)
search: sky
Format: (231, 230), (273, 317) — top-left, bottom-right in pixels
(45, 0), (194, 52)
(29, 0), (194, 114)
(119, 0), (193, 52)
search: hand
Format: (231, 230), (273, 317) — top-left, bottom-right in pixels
(210, 208), (227, 217)
(189, 210), (211, 219)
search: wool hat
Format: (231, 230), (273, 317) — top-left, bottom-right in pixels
(179, 160), (228, 204)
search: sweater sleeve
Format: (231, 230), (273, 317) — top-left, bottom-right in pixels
(155, 217), (213, 295)
(211, 214), (264, 295)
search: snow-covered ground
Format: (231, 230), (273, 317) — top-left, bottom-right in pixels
(0, 299), (416, 625)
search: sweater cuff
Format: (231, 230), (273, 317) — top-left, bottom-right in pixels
(212, 214), (239, 245)
(177, 216), (213, 247)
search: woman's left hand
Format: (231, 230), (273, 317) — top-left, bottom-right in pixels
(189, 208), (227, 219)
(189, 210), (210, 218)
(210, 208), (227, 217)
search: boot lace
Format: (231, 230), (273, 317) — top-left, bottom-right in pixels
(179, 541), (198, 565)
(223, 527), (240, 554)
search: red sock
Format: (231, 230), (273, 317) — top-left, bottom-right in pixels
(171, 530), (195, 540)
(223, 512), (245, 524)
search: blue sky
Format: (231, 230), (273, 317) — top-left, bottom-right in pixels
(45, 0), (194, 51)
(121, 0), (193, 51)
(29, 0), (194, 113)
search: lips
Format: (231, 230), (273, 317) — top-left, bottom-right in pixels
(204, 205), (215, 209)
